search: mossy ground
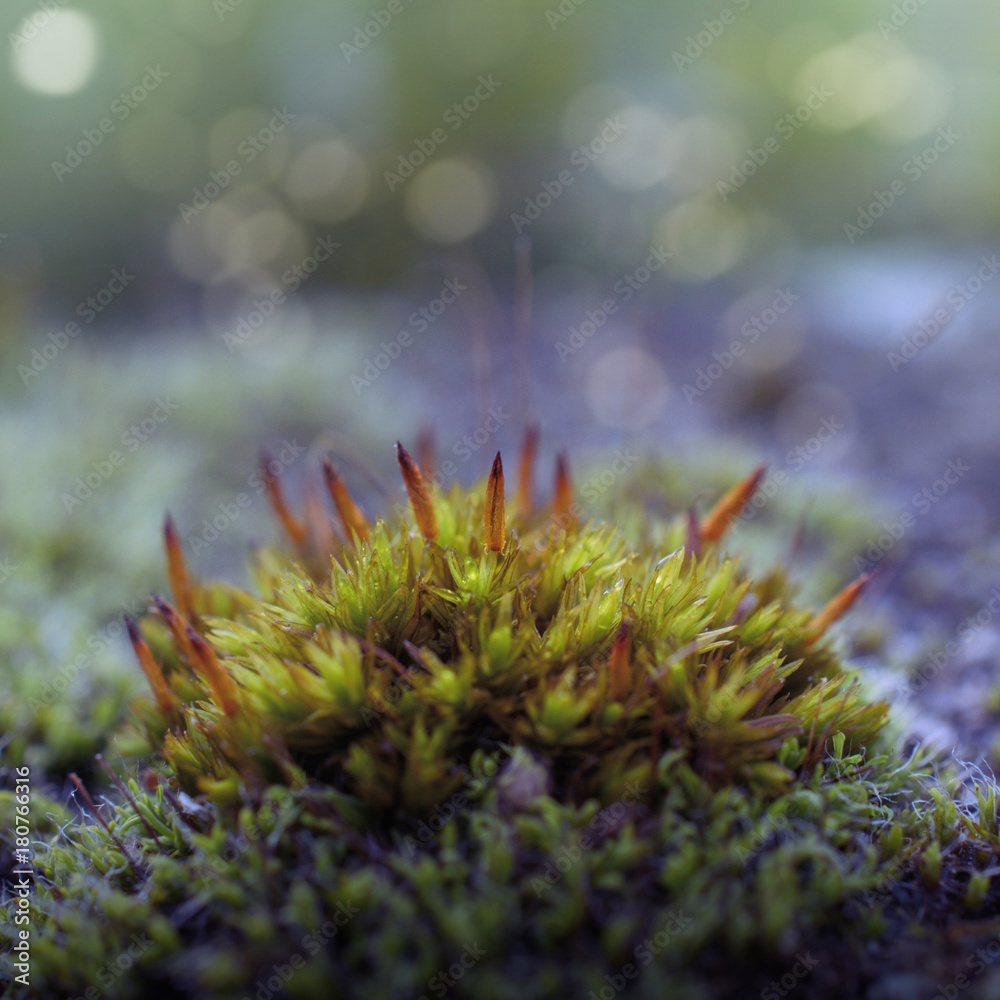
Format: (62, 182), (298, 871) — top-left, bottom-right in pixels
(3, 441), (1000, 1000)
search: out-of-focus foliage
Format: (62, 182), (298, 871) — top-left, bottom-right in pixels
(1, 0), (993, 323)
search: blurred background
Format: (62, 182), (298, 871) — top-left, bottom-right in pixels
(3, 0), (1000, 773)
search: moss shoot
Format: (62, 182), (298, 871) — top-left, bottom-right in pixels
(3, 432), (1000, 1000)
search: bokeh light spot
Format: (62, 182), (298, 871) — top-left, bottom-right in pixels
(284, 139), (368, 223)
(226, 210), (297, 270)
(656, 198), (750, 282)
(595, 105), (677, 191)
(792, 35), (932, 133)
(404, 158), (497, 244)
(11, 8), (99, 96)
(586, 347), (670, 430)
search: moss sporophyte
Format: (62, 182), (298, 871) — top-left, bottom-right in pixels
(10, 428), (1000, 999)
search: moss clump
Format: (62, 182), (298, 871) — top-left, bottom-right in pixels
(4, 436), (1000, 999)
